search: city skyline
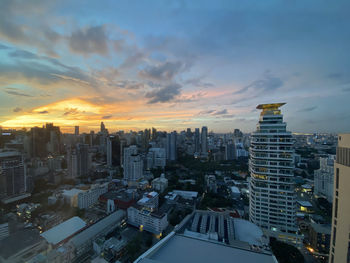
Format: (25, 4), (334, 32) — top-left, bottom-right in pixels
(1, 1), (350, 133)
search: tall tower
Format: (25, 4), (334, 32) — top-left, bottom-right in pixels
(166, 131), (177, 161)
(201, 126), (208, 154)
(194, 128), (200, 153)
(74, 126), (79, 136)
(329, 134), (350, 263)
(249, 103), (298, 243)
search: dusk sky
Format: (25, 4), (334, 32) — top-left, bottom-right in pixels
(0, 0), (349, 133)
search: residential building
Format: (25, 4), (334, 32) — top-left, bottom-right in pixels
(137, 191), (159, 211)
(106, 135), (121, 167)
(314, 155), (335, 203)
(127, 205), (168, 235)
(152, 174), (168, 193)
(329, 134), (350, 263)
(147, 148), (166, 169)
(123, 145), (143, 182)
(78, 183), (109, 209)
(194, 128), (200, 153)
(67, 144), (90, 178)
(249, 103), (299, 245)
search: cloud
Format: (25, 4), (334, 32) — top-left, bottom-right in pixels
(115, 80), (144, 90)
(69, 25), (108, 56)
(298, 106), (318, 112)
(185, 76), (214, 88)
(139, 61), (185, 82)
(0, 43), (9, 49)
(213, 109), (228, 115)
(327, 73), (343, 80)
(63, 108), (79, 116)
(38, 110), (48, 114)
(9, 49), (39, 59)
(13, 107), (22, 112)
(4, 88), (33, 97)
(145, 83), (181, 103)
(102, 115), (112, 119)
(198, 110), (215, 115)
(234, 72), (283, 95)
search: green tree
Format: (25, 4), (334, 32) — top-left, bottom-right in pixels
(270, 238), (304, 263)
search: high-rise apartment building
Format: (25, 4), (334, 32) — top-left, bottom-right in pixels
(249, 103), (298, 244)
(67, 144), (90, 178)
(123, 145), (143, 182)
(329, 134), (350, 263)
(201, 126), (208, 154)
(314, 155), (335, 203)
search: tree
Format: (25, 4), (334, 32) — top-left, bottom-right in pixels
(270, 238), (304, 263)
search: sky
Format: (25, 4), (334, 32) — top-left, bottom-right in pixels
(0, 0), (349, 133)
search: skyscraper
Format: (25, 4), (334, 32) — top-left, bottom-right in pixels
(201, 126), (208, 154)
(100, 122), (106, 133)
(194, 128), (200, 153)
(106, 135), (121, 167)
(74, 126), (79, 136)
(166, 131), (177, 161)
(329, 134), (350, 263)
(249, 103), (299, 244)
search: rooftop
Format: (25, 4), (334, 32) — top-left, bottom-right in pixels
(256, 103), (286, 110)
(136, 234), (277, 263)
(40, 216), (86, 245)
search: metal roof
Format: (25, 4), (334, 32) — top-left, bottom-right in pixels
(41, 216), (86, 245)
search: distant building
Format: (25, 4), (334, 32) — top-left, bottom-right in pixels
(127, 205), (168, 235)
(147, 148), (166, 169)
(224, 143), (235, 160)
(74, 126), (79, 136)
(0, 151), (27, 199)
(201, 126), (208, 154)
(67, 144), (90, 178)
(314, 155), (335, 203)
(329, 134), (350, 263)
(166, 132), (177, 161)
(78, 183), (109, 209)
(152, 174), (168, 193)
(62, 189), (85, 207)
(123, 145), (143, 182)
(106, 135), (121, 167)
(194, 128), (200, 153)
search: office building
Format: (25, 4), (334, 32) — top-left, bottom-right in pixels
(329, 134), (350, 263)
(201, 126), (208, 154)
(135, 210), (277, 263)
(225, 143), (235, 160)
(314, 155), (335, 203)
(166, 132), (177, 161)
(249, 103), (299, 244)
(0, 152), (27, 199)
(123, 145), (143, 182)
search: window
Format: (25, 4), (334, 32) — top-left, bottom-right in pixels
(335, 198), (338, 218)
(336, 168), (339, 189)
(333, 227), (336, 246)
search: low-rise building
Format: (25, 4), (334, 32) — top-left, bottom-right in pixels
(78, 183), (108, 209)
(152, 174), (168, 193)
(127, 205), (168, 235)
(137, 191), (159, 211)
(308, 223), (331, 256)
(62, 189), (85, 207)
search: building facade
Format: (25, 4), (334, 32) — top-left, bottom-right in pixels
(314, 155), (335, 203)
(78, 183), (109, 209)
(123, 145), (143, 182)
(249, 103), (298, 244)
(329, 134), (350, 263)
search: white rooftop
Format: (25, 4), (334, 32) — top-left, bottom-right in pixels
(230, 186), (240, 194)
(41, 216), (86, 245)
